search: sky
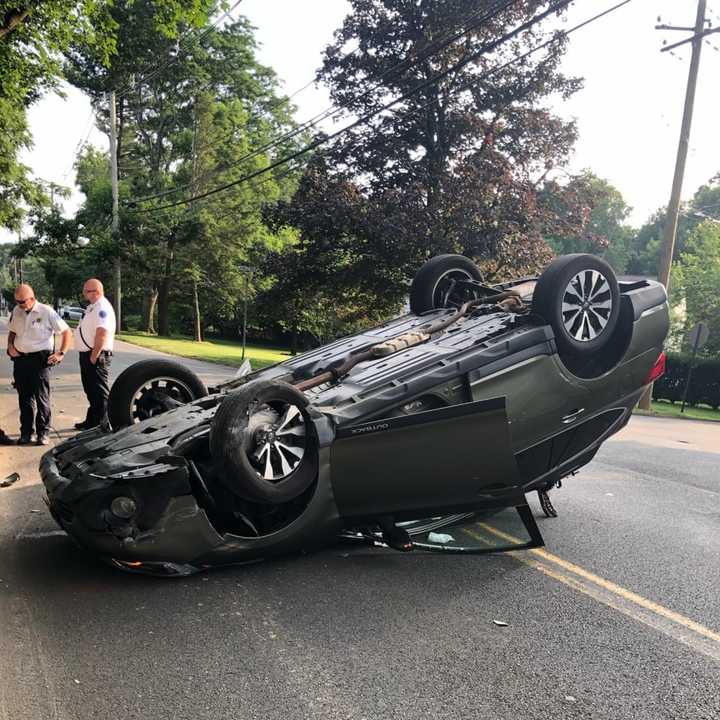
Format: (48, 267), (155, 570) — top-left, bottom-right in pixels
(4, 0), (719, 244)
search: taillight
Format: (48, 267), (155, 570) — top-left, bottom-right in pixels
(644, 352), (666, 385)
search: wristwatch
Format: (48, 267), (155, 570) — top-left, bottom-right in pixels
(57, 351), (65, 357)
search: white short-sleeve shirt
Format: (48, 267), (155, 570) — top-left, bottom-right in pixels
(8, 302), (70, 353)
(74, 296), (116, 352)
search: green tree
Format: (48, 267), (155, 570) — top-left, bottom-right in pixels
(63, 6), (302, 337)
(314, 0), (583, 284)
(628, 177), (720, 276)
(541, 171), (634, 273)
(0, 1), (115, 229)
(671, 220), (720, 357)
(261, 157), (403, 349)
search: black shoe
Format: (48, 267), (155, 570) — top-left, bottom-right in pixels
(74, 421), (90, 430)
(0, 430), (14, 446)
(17, 435), (33, 445)
(36, 434), (50, 446)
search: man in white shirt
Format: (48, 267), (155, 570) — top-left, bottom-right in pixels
(7, 284), (72, 445)
(74, 278), (116, 430)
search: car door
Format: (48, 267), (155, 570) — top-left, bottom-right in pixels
(329, 397), (523, 520)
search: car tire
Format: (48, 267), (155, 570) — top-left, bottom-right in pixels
(409, 254), (484, 314)
(108, 359), (208, 429)
(210, 379), (318, 504)
(532, 254), (620, 358)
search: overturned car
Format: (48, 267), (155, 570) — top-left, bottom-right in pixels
(40, 253), (669, 575)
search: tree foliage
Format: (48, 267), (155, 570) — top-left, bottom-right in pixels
(628, 176), (720, 276)
(312, 0), (583, 282)
(541, 171), (634, 272)
(61, 6), (302, 336)
(671, 220), (720, 357)
(261, 157), (403, 349)
(0, 1), (117, 229)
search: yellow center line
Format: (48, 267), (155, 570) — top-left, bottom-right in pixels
(464, 523), (720, 660)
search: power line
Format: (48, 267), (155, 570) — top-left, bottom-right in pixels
(114, 0), (245, 100)
(131, 0), (600, 215)
(124, 0), (520, 207)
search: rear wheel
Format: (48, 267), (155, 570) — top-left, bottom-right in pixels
(210, 380), (318, 504)
(108, 359), (208, 429)
(409, 254), (484, 314)
(532, 254), (620, 359)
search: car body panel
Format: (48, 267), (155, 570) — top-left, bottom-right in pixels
(331, 397), (521, 519)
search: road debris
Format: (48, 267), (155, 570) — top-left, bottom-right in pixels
(427, 532), (454, 544)
(493, 620), (509, 627)
(0, 473), (19, 488)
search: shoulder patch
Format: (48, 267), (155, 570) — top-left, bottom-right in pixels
(98, 309), (107, 318)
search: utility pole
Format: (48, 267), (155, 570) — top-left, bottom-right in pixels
(108, 90), (122, 331)
(639, 0), (711, 410)
(656, 0), (709, 291)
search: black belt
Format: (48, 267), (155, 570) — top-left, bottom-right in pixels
(80, 350), (113, 356)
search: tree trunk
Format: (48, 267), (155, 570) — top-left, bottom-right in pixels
(142, 286), (158, 334)
(192, 279), (202, 342)
(157, 244), (174, 336)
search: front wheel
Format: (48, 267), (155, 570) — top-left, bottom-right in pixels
(210, 380), (318, 504)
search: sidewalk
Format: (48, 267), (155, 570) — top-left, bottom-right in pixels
(610, 413), (719, 455)
(0, 320), (236, 485)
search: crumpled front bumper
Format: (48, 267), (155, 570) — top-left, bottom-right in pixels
(39, 445), (225, 572)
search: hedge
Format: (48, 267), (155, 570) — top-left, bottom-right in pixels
(653, 352), (720, 409)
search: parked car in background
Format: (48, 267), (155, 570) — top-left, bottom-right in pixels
(60, 305), (84, 321)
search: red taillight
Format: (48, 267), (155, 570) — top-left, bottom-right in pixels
(644, 352), (666, 385)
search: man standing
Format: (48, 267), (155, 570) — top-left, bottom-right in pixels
(6, 284), (72, 445)
(74, 278), (116, 430)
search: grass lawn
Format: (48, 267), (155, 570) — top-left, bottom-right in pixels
(634, 400), (720, 423)
(117, 331), (291, 369)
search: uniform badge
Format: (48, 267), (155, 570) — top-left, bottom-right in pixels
(99, 310), (107, 318)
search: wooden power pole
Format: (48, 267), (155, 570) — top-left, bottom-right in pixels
(639, 0), (709, 410)
(109, 90), (122, 331)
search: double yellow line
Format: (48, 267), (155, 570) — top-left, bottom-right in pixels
(467, 524), (720, 662)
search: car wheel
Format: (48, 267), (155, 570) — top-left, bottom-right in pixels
(409, 254), (484, 314)
(210, 379), (318, 504)
(533, 254), (620, 358)
(108, 359), (208, 429)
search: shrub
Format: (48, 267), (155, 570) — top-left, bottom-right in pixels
(653, 353), (720, 409)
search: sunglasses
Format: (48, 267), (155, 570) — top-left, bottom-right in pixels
(16, 297), (34, 305)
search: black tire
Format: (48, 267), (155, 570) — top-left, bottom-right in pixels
(108, 359), (208, 429)
(210, 380), (318, 504)
(532, 254), (620, 358)
(409, 254), (484, 314)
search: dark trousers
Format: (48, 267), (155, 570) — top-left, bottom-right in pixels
(12, 351), (52, 437)
(79, 351), (112, 426)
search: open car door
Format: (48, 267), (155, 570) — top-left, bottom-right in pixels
(329, 397), (531, 523)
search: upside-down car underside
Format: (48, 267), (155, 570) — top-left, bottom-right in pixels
(41, 254), (669, 575)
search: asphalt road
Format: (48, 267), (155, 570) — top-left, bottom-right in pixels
(0, 325), (718, 720)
